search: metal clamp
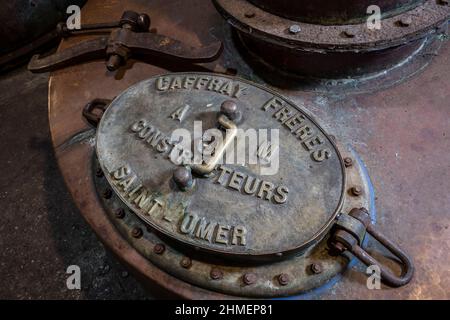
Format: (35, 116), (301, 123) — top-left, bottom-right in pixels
(331, 208), (414, 287)
(28, 10), (223, 73)
(82, 98), (112, 127)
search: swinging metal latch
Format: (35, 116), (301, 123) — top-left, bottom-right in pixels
(330, 207), (414, 287)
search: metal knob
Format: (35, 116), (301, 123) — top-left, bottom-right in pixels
(173, 166), (194, 191)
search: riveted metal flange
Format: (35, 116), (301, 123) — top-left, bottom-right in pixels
(247, 0), (425, 25)
(213, 0), (449, 78)
(93, 141), (373, 297)
(96, 73), (346, 261)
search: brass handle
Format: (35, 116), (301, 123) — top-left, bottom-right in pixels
(191, 114), (237, 175)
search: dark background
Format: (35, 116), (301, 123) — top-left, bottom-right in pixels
(0, 66), (149, 299)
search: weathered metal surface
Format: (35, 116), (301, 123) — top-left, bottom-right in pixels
(28, 10), (223, 73)
(94, 141), (372, 297)
(213, 0), (449, 78)
(96, 73), (345, 260)
(248, 0), (424, 25)
(48, 0), (450, 299)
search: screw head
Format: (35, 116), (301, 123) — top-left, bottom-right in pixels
(114, 208), (125, 219)
(278, 273), (290, 286)
(288, 24), (301, 34)
(351, 186), (363, 196)
(131, 227), (143, 238)
(220, 100), (240, 120)
(399, 16), (412, 27)
(173, 166), (193, 190)
(180, 257), (192, 269)
(153, 243), (165, 254)
(102, 188), (112, 199)
(210, 268), (223, 280)
(243, 273), (257, 285)
(344, 157), (353, 167)
(310, 263), (323, 274)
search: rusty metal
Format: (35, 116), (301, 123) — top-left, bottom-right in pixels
(310, 263), (323, 275)
(180, 257), (192, 269)
(247, 0), (424, 25)
(210, 268), (223, 280)
(82, 98), (112, 127)
(213, 0), (449, 78)
(351, 186), (363, 197)
(331, 208), (414, 287)
(102, 188), (112, 199)
(115, 208), (126, 219)
(344, 158), (353, 168)
(154, 243), (166, 255)
(28, 10), (223, 73)
(243, 273), (257, 285)
(48, 0), (449, 299)
(277, 273), (290, 286)
(131, 227), (143, 238)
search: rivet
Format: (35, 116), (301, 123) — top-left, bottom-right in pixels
(243, 273), (257, 285)
(310, 263), (323, 274)
(210, 268), (223, 280)
(131, 227), (143, 238)
(102, 188), (112, 199)
(351, 186), (363, 196)
(344, 157), (353, 167)
(278, 273), (290, 286)
(95, 168), (104, 177)
(244, 12), (255, 18)
(114, 208), (125, 219)
(180, 257), (192, 269)
(288, 24), (301, 34)
(342, 29), (356, 38)
(398, 16), (412, 27)
(153, 243), (165, 254)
